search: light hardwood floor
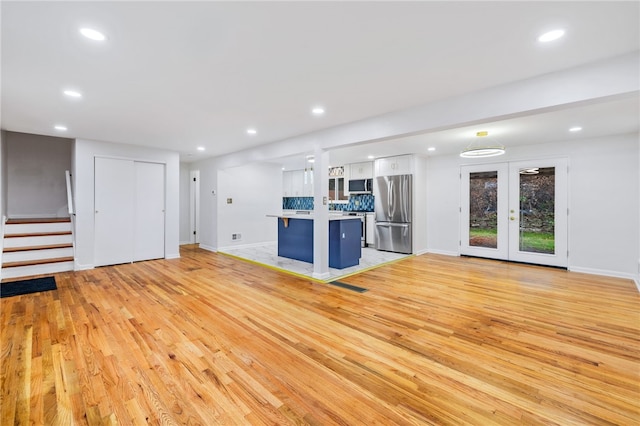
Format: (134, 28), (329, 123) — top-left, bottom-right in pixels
(2, 245), (639, 425)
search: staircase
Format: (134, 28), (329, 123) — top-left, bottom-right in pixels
(1, 217), (75, 280)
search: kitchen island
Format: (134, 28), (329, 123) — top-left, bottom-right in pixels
(268, 214), (361, 269)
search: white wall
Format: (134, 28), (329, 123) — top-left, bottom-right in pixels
(5, 132), (72, 218)
(427, 133), (640, 280)
(216, 162), (282, 250)
(73, 139), (180, 269)
(413, 155), (428, 255)
(179, 163), (191, 244)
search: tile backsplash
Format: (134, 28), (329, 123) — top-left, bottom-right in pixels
(283, 197), (314, 210)
(345, 194), (374, 212)
(283, 194), (374, 212)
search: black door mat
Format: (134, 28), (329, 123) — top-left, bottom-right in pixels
(1, 276), (57, 298)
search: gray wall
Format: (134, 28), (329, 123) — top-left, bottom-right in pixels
(1, 130), (7, 218)
(6, 131), (72, 218)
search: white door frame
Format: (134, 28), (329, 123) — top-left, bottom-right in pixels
(460, 158), (568, 268)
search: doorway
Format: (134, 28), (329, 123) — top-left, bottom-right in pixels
(189, 170), (200, 244)
(460, 158), (568, 268)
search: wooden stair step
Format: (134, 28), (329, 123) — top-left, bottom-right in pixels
(6, 217), (71, 224)
(2, 256), (74, 269)
(3, 243), (73, 253)
(4, 231), (72, 238)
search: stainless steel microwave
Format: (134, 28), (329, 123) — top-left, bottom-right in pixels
(348, 178), (372, 193)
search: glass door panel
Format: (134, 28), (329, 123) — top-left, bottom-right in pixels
(469, 171), (499, 249)
(460, 163), (508, 260)
(518, 166), (555, 254)
(508, 159), (567, 267)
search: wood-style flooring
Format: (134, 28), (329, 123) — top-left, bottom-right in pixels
(2, 245), (639, 425)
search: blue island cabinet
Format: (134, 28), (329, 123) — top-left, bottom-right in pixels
(277, 217), (361, 269)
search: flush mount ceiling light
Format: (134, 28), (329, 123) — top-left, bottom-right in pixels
(79, 28), (107, 41)
(306, 155), (315, 163)
(311, 107), (325, 115)
(54, 125), (67, 131)
(538, 29), (565, 43)
(569, 126), (582, 132)
(197, 146), (205, 151)
(246, 128), (257, 135)
(63, 89), (82, 98)
(427, 147), (436, 152)
(460, 131), (506, 158)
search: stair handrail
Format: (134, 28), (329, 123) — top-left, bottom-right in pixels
(65, 170), (74, 215)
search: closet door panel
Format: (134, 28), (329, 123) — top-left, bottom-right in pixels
(134, 162), (165, 261)
(94, 157), (135, 266)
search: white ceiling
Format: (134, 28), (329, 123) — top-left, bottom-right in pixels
(2, 1), (639, 164)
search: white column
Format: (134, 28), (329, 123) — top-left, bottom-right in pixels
(312, 146), (330, 280)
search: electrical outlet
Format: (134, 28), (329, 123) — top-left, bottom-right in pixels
(232, 233), (242, 240)
(227, 198), (233, 204)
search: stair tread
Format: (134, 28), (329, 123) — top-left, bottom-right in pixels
(2, 256), (74, 268)
(3, 243), (73, 253)
(6, 217), (71, 224)
(4, 231), (72, 238)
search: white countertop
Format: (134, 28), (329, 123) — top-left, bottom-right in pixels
(267, 213), (361, 221)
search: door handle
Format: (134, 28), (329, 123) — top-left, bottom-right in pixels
(510, 216), (516, 221)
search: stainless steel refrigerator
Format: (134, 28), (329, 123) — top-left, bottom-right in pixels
(374, 174), (412, 254)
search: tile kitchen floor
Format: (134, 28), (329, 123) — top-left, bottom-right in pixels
(220, 242), (410, 281)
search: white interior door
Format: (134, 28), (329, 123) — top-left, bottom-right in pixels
(461, 158), (568, 268)
(134, 162), (165, 261)
(95, 157), (134, 266)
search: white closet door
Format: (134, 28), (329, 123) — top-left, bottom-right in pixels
(134, 162), (165, 261)
(95, 157), (135, 266)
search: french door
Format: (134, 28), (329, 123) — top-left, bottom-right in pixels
(460, 158), (568, 267)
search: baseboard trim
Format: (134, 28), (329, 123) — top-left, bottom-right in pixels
(74, 262), (94, 271)
(165, 253), (180, 259)
(426, 249), (460, 257)
(198, 244), (217, 253)
(218, 241), (277, 252)
(569, 266), (637, 282)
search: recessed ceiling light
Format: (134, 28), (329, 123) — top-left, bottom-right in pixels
(367, 155), (375, 159)
(197, 146), (205, 151)
(54, 125), (67, 131)
(247, 128), (257, 135)
(312, 107), (325, 115)
(569, 126), (582, 132)
(79, 28), (106, 41)
(63, 90), (82, 98)
(538, 29), (565, 43)
(427, 147), (436, 152)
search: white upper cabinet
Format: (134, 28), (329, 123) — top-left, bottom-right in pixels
(375, 155), (413, 176)
(283, 169), (311, 197)
(349, 161), (373, 180)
